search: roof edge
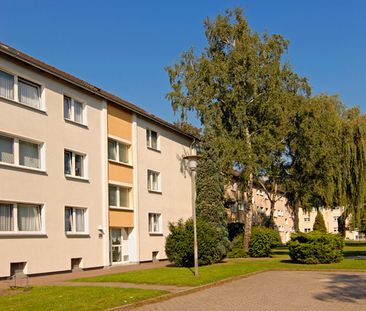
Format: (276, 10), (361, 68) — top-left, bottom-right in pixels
(0, 42), (198, 140)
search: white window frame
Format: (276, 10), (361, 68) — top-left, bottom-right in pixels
(0, 68), (45, 111)
(148, 213), (163, 235)
(146, 129), (160, 151)
(147, 169), (161, 193)
(108, 183), (132, 210)
(304, 217), (311, 222)
(304, 228), (311, 233)
(108, 137), (132, 165)
(64, 149), (88, 179)
(63, 94), (87, 126)
(0, 201), (45, 235)
(0, 132), (45, 171)
(65, 206), (89, 235)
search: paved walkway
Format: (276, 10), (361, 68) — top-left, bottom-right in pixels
(0, 261), (170, 290)
(133, 271), (366, 311)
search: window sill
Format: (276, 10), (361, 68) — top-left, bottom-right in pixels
(64, 118), (88, 129)
(65, 175), (89, 182)
(0, 232), (47, 238)
(147, 147), (161, 153)
(108, 159), (133, 168)
(148, 190), (162, 195)
(109, 206), (134, 211)
(65, 232), (90, 237)
(0, 162), (47, 175)
(149, 232), (164, 236)
(0, 95), (46, 115)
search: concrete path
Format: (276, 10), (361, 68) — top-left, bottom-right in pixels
(133, 271), (366, 311)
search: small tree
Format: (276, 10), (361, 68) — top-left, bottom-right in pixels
(313, 210), (327, 232)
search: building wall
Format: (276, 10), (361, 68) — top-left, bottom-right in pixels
(0, 57), (107, 277)
(136, 116), (193, 262)
(298, 207), (342, 234)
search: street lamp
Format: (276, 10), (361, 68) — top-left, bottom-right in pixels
(184, 154), (199, 277)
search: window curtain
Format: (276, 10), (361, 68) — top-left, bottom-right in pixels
(17, 204), (41, 231)
(151, 131), (158, 149)
(119, 143), (128, 163)
(18, 79), (40, 108)
(119, 187), (129, 207)
(75, 209), (85, 232)
(64, 96), (72, 119)
(64, 151), (72, 175)
(75, 154), (83, 177)
(0, 204), (13, 231)
(0, 135), (14, 164)
(153, 214), (159, 232)
(74, 101), (83, 123)
(65, 207), (73, 231)
(109, 185), (117, 206)
(19, 140), (39, 168)
(108, 140), (117, 161)
(0, 70), (14, 99)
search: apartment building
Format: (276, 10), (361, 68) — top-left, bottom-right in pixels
(225, 183), (294, 243)
(0, 43), (194, 277)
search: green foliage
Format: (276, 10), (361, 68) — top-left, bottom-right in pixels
(227, 234), (247, 258)
(165, 219), (227, 267)
(196, 137), (230, 255)
(288, 232), (344, 264)
(248, 227), (281, 257)
(313, 211), (327, 232)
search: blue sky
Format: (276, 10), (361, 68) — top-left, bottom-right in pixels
(1, 0), (365, 123)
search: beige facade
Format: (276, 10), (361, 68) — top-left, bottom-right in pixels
(0, 43), (195, 277)
(0, 57), (108, 277)
(135, 116), (193, 262)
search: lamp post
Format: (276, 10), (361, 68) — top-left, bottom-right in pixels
(184, 154), (199, 277)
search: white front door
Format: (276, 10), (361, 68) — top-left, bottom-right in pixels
(110, 228), (130, 264)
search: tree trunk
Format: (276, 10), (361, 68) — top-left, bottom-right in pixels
(243, 173), (254, 252)
(293, 202), (300, 232)
(269, 199), (276, 228)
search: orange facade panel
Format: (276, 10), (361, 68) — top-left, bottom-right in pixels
(108, 163), (133, 184)
(109, 210), (134, 227)
(107, 103), (132, 141)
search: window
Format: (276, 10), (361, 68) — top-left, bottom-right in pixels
(108, 184), (130, 209)
(0, 202), (42, 233)
(0, 70), (14, 99)
(65, 207), (87, 234)
(304, 228), (311, 233)
(108, 139), (130, 164)
(304, 217), (311, 222)
(147, 170), (160, 192)
(148, 213), (162, 234)
(0, 70), (44, 110)
(333, 216), (339, 222)
(63, 95), (86, 125)
(18, 78), (41, 109)
(146, 129), (159, 150)
(0, 134), (42, 169)
(334, 227), (338, 233)
(64, 150), (86, 178)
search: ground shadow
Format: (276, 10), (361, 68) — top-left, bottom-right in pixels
(314, 273), (366, 303)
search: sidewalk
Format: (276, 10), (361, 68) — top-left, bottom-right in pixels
(0, 261), (170, 290)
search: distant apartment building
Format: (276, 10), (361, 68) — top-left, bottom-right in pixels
(0, 42), (194, 277)
(225, 182), (294, 243)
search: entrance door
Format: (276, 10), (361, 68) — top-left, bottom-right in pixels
(111, 228), (122, 263)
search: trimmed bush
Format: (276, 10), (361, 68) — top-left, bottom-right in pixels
(288, 231), (344, 264)
(313, 211), (327, 232)
(248, 227), (281, 257)
(227, 234), (247, 258)
(165, 218), (227, 267)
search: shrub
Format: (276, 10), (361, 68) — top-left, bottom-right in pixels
(313, 211), (327, 232)
(288, 231), (344, 264)
(165, 218), (227, 267)
(227, 234), (247, 258)
(248, 227), (281, 257)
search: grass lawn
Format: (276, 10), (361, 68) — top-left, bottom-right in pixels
(75, 258), (366, 287)
(76, 242), (366, 287)
(0, 286), (166, 311)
